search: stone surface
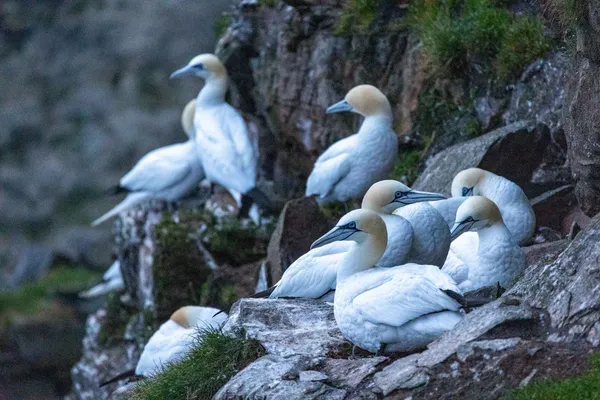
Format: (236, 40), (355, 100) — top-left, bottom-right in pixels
(266, 197), (331, 284)
(413, 121), (549, 196)
(223, 298), (349, 358)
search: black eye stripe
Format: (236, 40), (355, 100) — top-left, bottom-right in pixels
(194, 64), (204, 70)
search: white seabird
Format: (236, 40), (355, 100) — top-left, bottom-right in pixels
(442, 196), (527, 292)
(361, 180), (449, 267)
(170, 54), (267, 216)
(305, 85), (398, 205)
(101, 306), (228, 387)
(311, 209), (465, 353)
(79, 260), (124, 298)
(430, 168), (536, 245)
(91, 99), (204, 226)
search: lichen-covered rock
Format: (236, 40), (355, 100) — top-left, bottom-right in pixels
(413, 121), (549, 196)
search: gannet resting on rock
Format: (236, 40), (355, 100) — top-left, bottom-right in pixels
(305, 85), (398, 205)
(91, 100), (204, 226)
(101, 306), (227, 387)
(310, 209), (465, 353)
(431, 168), (535, 245)
(79, 260), (124, 298)
(442, 196), (527, 292)
(170, 54), (268, 217)
(362, 180), (449, 267)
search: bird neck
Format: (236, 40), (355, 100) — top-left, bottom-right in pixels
(477, 222), (511, 246)
(197, 75), (228, 106)
(337, 234), (387, 283)
(358, 115), (393, 135)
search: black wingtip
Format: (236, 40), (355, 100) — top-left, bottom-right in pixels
(250, 286), (276, 298)
(99, 370), (137, 387)
(105, 185), (128, 196)
(240, 187), (275, 217)
(441, 289), (468, 308)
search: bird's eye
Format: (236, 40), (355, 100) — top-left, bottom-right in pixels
(395, 191), (403, 198)
(462, 187), (470, 196)
(464, 217), (474, 223)
(194, 64), (204, 70)
(348, 222), (357, 229)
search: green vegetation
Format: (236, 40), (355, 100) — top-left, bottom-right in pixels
(130, 329), (265, 400)
(390, 149), (422, 185)
(407, 0), (550, 78)
(505, 354), (600, 400)
(545, 0), (588, 32)
(213, 13), (231, 38)
(335, 0), (378, 35)
(0, 264), (99, 318)
(260, 0), (278, 7)
(97, 293), (138, 346)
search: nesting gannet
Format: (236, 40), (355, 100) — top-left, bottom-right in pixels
(310, 209), (464, 353)
(431, 168), (535, 245)
(91, 100), (204, 226)
(79, 260), (124, 298)
(442, 196), (527, 292)
(170, 54), (267, 216)
(305, 85), (398, 205)
(362, 180), (449, 267)
(101, 306), (227, 386)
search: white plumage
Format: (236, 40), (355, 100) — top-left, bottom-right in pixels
(441, 196), (527, 292)
(79, 260), (124, 298)
(136, 306), (227, 377)
(92, 100), (203, 226)
(306, 85), (398, 205)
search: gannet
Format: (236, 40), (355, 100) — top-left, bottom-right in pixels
(362, 180), (449, 267)
(101, 306), (227, 386)
(79, 260), (124, 298)
(431, 168), (535, 245)
(311, 209), (464, 353)
(442, 196), (527, 292)
(170, 54), (268, 217)
(305, 85), (398, 205)
(91, 100), (204, 226)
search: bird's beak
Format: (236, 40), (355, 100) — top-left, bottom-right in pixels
(450, 221), (473, 241)
(311, 225), (358, 249)
(391, 190), (447, 206)
(326, 99), (353, 114)
(170, 65), (194, 79)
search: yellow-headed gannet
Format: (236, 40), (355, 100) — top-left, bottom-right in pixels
(430, 168), (535, 245)
(442, 196), (527, 292)
(101, 306), (228, 387)
(91, 100), (204, 226)
(79, 260), (124, 298)
(170, 54), (268, 217)
(311, 209), (465, 353)
(305, 85), (398, 205)
(362, 180), (449, 267)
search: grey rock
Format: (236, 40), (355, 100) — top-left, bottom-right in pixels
(299, 370), (329, 382)
(456, 338), (522, 362)
(522, 240), (568, 271)
(223, 298), (349, 357)
(321, 357), (387, 389)
(3, 244), (54, 289)
(266, 197), (330, 285)
(474, 96), (501, 129)
(413, 121), (548, 196)
(214, 355), (347, 400)
(530, 185), (577, 234)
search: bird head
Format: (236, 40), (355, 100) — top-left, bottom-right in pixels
(311, 209), (387, 249)
(326, 85), (392, 118)
(170, 53), (227, 81)
(451, 168), (487, 198)
(450, 196), (503, 241)
(170, 306), (228, 329)
(362, 180), (447, 214)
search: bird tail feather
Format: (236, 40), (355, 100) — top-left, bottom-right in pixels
(91, 193), (151, 227)
(250, 286), (276, 298)
(79, 278), (125, 298)
(240, 187), (273, 217)
(99, 370), (139, 387)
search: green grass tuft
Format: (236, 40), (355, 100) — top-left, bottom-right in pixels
(504, 354), (600, 400)
(130, 329), (265, 400)
(213, 13), (231, 38)
(0, 264), (99, 317)
(390, 150), (422, 186)
(407, 0), (550, 78)
(335, 0), (378, 35)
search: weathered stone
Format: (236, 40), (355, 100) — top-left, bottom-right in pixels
(474, 96), (501, 129)
(455, 338), (522, 362)
(266, 197), (330, 285)
(214, 355), (347, 400)
(321, 357), (387, 389)
(564, 55), (600, 216)
(522, 240), (568, 271)
(413, 121), (550, 196)
(223, 298), (349, 357)
(530, 185), (577, 234)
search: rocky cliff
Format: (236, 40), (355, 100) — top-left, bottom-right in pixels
(63, 0), (600, 399)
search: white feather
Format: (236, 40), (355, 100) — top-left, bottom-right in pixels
(79, 260), (124, 298)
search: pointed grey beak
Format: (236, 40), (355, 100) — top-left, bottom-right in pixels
(326, 99), (352, 114)
(391, 190), (447, 206)
(450, 220), (474, 241)
(311, 225), (358, 249)
(170, 65), (194, 79)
